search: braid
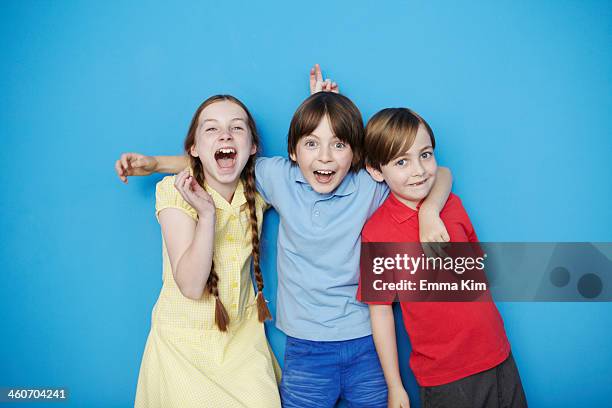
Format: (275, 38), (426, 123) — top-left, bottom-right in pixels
(189, 155), (230, 331)
(207, 261), (229, 331)
(243, 158), (271, 322)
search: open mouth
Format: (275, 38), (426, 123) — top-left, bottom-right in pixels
(408, 178), (428, 187)
(214, 147), (237, 169)
(313, 169), (336, 184)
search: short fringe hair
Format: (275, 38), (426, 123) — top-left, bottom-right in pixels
(365, 108), (436, 170)
(287, 92), (365, 172)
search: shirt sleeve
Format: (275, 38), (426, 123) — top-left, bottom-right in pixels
(356, 169), (389, 211)
(255, 156), (289, 206)
(465, 214), (479, 243)
(449, 195), (479, 243)
(255, 192), (271, 212)
(155, 175), (198, 221)
(373, 180), (390, 208)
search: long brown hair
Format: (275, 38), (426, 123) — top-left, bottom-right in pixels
(183, 95), (271, 331)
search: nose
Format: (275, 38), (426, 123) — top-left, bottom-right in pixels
(219, 129), (233, 142)
(411, 159), (425, 177)
(317, 144), (332, 163)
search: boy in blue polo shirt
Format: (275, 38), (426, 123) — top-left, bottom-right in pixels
(114, 69), (453, 407)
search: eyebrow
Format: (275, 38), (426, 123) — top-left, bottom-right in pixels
(201, 118), (246, 123)
(395, 145), (433, 159)
(305, 133), (340, 140)
(406, 145), (433, 154)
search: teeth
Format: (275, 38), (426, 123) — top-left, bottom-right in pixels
(315, 170), (333, 175)
(218, 148), (236, 154)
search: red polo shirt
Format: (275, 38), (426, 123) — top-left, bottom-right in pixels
(358, 192), (510, 387)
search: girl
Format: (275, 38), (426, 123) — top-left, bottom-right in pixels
(133, 95), (281, 408)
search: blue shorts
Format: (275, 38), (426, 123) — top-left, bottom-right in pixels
(280, 334), (387, 408)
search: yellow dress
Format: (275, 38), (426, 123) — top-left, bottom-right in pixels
(135, 176), (281, 408)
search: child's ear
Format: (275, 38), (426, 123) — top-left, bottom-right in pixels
(366, 164), (385, 182)
(250, 143), (257, 156)
(189, 145), (199, 158)
(289, 151), (297, 162)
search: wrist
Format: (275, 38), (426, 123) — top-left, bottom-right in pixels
(151, 156), (160, 172)
(386, 378), (404, 390)
(419, 204), (438, 215)
(196, 212), (216, 225)
(150, 156), (162, 172)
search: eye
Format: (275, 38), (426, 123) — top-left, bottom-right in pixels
(305, 140), (317, 148)
(205, 127), (218, 133)
(231, 126), (244, 132)
(334, 142), (346, 149)
(395, 159), (407, 166)
(421, 151), (433, 159)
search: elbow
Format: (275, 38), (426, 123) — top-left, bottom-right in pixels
(173, 260), (208, 300)
(178, 284), (205, 300)
(369, 304), (393, 320)
(440, 166), (453, 183)
(173, 269), (205, 300)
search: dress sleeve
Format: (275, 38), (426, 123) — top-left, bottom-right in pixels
(255, 192), (271, 212)
(155, 175), (198, 221)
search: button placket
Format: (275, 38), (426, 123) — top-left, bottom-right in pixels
(312, 201), (324, 226)
(230, 272), (240, 314)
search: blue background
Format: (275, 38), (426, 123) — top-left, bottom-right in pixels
(1, 0), (611, 407)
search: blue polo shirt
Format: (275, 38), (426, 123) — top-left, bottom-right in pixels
(256, 157), (389, 341)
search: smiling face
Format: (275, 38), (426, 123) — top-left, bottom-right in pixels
(289, 115), (354, 194)
(189, 100), (257, 196)
(368, 124), (437, 209)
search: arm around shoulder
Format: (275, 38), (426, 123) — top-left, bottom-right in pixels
(115, 153), (189, 183)
(254, 156), (291, 206)
(418, 166), (452, 243)
(421, 166), (452, 214)
(154, 155), (190, 174)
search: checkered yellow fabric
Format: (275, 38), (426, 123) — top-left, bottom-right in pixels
(135, 175), (280, 408)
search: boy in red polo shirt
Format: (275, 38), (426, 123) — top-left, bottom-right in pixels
(359, 108), (527, 407)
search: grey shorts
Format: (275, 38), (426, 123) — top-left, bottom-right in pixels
(420, 352), (527, 408)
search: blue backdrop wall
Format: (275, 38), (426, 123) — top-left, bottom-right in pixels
(1, 1), (611, 407)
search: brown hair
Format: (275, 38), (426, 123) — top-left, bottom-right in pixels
(183, 95), (271, 331)
(287, 92), (365, 172)
(365, 108), (436, 171)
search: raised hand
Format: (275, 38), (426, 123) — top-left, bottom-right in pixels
(115, 152), (158, 183)
(309, 63), (339, 94)
(174, 170), (216, 219)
